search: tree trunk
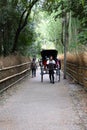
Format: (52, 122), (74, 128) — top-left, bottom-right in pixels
(63, 13), (70, 79)
(12, 28), (21, 53)
(11, 0), (39, 53)
(63, 14), (67, 79)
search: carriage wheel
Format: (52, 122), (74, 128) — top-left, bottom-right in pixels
(58, 70), (60, 81)
(41, 73), (43, 82)
(58, 69), (60, 82)
(41, 67), (43, 82)
(56, 68), (60, 82)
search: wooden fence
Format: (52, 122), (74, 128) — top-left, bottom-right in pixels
(0, 62), (31, 93)
(66, 62), (87, 88)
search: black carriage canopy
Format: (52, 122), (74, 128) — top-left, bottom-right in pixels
(41, 49), (58, 60)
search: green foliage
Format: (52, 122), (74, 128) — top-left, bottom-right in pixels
(78, 29), (87, 45)
(0, 1), (20, 55)
(34, 10), (62, 52)
(28, 42), (41, 57)
(0, 0), (39, 56)
(17, 22), (36, 55)
(0, 0), (87, 56)
(54, 0), (87, 51)
(70, 1), (87, 47)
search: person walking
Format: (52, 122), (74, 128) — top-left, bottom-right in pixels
(31, 58), (37, 78)
(55, 58), (61, 70)
(47, 56), (56, 84)
(55, 57), (61, 81)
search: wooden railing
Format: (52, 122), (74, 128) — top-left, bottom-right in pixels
(0, 62), (31, 93)
(66, 62), (87, 88)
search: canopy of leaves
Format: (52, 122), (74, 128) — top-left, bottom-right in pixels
(34, 10), (62, 51)
(0, 0), (87, 57)
(0, 0), (39, 56)
(42, 0), (87, 51)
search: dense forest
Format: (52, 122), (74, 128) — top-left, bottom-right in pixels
(0, 0), (87, 57)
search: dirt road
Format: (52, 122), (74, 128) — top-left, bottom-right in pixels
(0, 69), (87, 130)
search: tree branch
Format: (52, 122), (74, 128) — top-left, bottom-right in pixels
(12, 0), (39, 53)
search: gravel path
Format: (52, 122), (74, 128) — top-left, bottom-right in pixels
(0, 69), (87, 130)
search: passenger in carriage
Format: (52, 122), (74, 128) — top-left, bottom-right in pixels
(47, 56), (56, 84)
(43, 56), (48, 70)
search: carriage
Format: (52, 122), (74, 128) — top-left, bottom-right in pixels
(39, 49), (61, 82)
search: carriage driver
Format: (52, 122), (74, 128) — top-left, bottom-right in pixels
(46, 56), (56, 84)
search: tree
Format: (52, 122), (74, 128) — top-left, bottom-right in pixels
(34, 10), (62, 51)
(0, 0), (86, 57)
(12, 0), (39, 53)
(0, 0), (39, 56)
(0, 0), (20, 56)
